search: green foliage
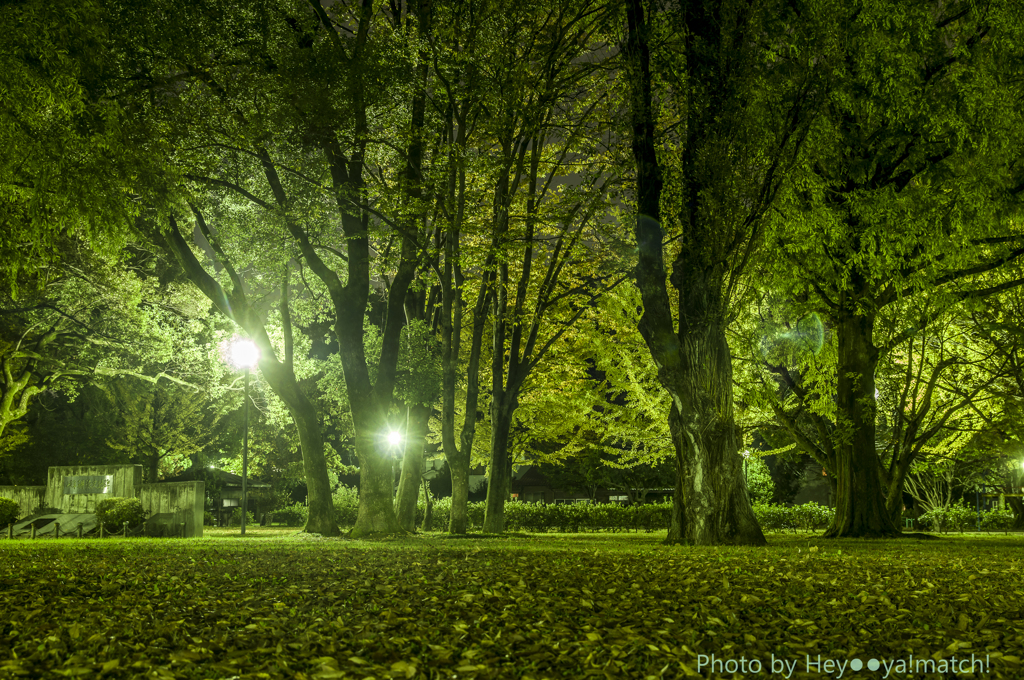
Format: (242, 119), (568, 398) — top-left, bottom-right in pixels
(980, 509), (1016, 534)
(332, 485), (360, 528)
(745, 456), (775, 504)
(417, 499), (673, 533)
(918, 504), (978, 533)
(0, 497), (19, 527)
(752, 502), (835, 533)
(227, 508), (255, 528)
(94, 497), (148, 531)
(271, 503), (308, 527)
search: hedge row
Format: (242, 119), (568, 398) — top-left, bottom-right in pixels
(271, 497), (844, 534)
(752, 502), (834, 533)
(916, 505), (1016, 533)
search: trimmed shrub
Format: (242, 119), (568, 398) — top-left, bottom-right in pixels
(752, 502), (836, 533)
(413, 498), (670, 533)
(95, 497), (148, 532)
(792, 501), (833, 531)
(227, 508), (256, 527)
(0, 497), (19, 528)
(752, 503), (796, 532)
(272, 503), (308, 527)
(980, 509), (1015, 534)
(919, 504), (977, 533)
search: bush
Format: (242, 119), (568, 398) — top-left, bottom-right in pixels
(204, 511), (216, 526)
(746, 456), (775, 504)
(919, 504), (977, 533)
(333, 485), (360, 527)
(271, 503), (308, 527)
(95, 497), (149, 532)
(980, 508), (1015, 534)
(752, 502), (835, 533)
(412, 498), (672, 533)
(792, 501), (833, 531)
(0, 497), (19, 528)
(753, 503), (796, 532)
(227, 508), (256, 527)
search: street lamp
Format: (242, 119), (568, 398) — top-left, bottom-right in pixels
(230, 339), (259, 536)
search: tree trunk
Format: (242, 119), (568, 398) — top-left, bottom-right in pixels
(422, 476), (433, 531)
(347, 398), (405, 537)
(394, 404), (431, 532)
(825, 299), (900, 538)
(161, 216), (340, 537)
(664, 325), (766, 546)
(622, 0), (768, 546)
(666, 403), (685, 539)
(448, 453), (470, 533)
(270, 372), (338, 536)
(483, 400), (516, 533)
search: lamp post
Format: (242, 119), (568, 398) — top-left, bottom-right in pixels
(230, 339), (259, 536)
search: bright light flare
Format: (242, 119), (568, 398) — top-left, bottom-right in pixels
(387, 431), (402, 447)
(230, 339), (260, 369)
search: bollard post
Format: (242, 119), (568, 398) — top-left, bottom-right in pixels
(31, 524), (36, 539)
(7, 524), (12, 540)
(54, 522), (60, 539)
(78, 523), (83, 539)
(99, 523), (105, 539)
(123, 522), (128, 538)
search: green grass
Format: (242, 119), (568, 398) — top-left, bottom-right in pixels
(1, 532), (1022, 679)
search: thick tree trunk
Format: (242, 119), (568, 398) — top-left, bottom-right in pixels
(347, 399), (405, 537)
(395, 404), (431, 532)
(664, 327), (766, 546)
(162, 216), (340, 537)
(482, 401), (516, 534)
(272, 375), (338, 536)
(825, 300), (899, 538)
(623, 0), (765, 547)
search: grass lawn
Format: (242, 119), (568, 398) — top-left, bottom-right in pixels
(1, 531), (1022, 679)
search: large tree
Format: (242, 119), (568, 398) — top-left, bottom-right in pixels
(112, 0), (446, 536)
(760, 0), (1024, 537)
(622, 0), (821, 544)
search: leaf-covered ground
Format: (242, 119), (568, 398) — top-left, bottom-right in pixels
(1, 531), (1022, 679)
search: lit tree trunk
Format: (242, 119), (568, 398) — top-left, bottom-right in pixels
(624, 0), (766, 546)
(162, 216), (340, 537)
(483, 397), (516, 533)
(825, 290), (899, 538)
(448, 455), (470, 533)
(421, 476), (434, 531)
(664, 317), (765, 544)
(395, 403), (431, 532)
